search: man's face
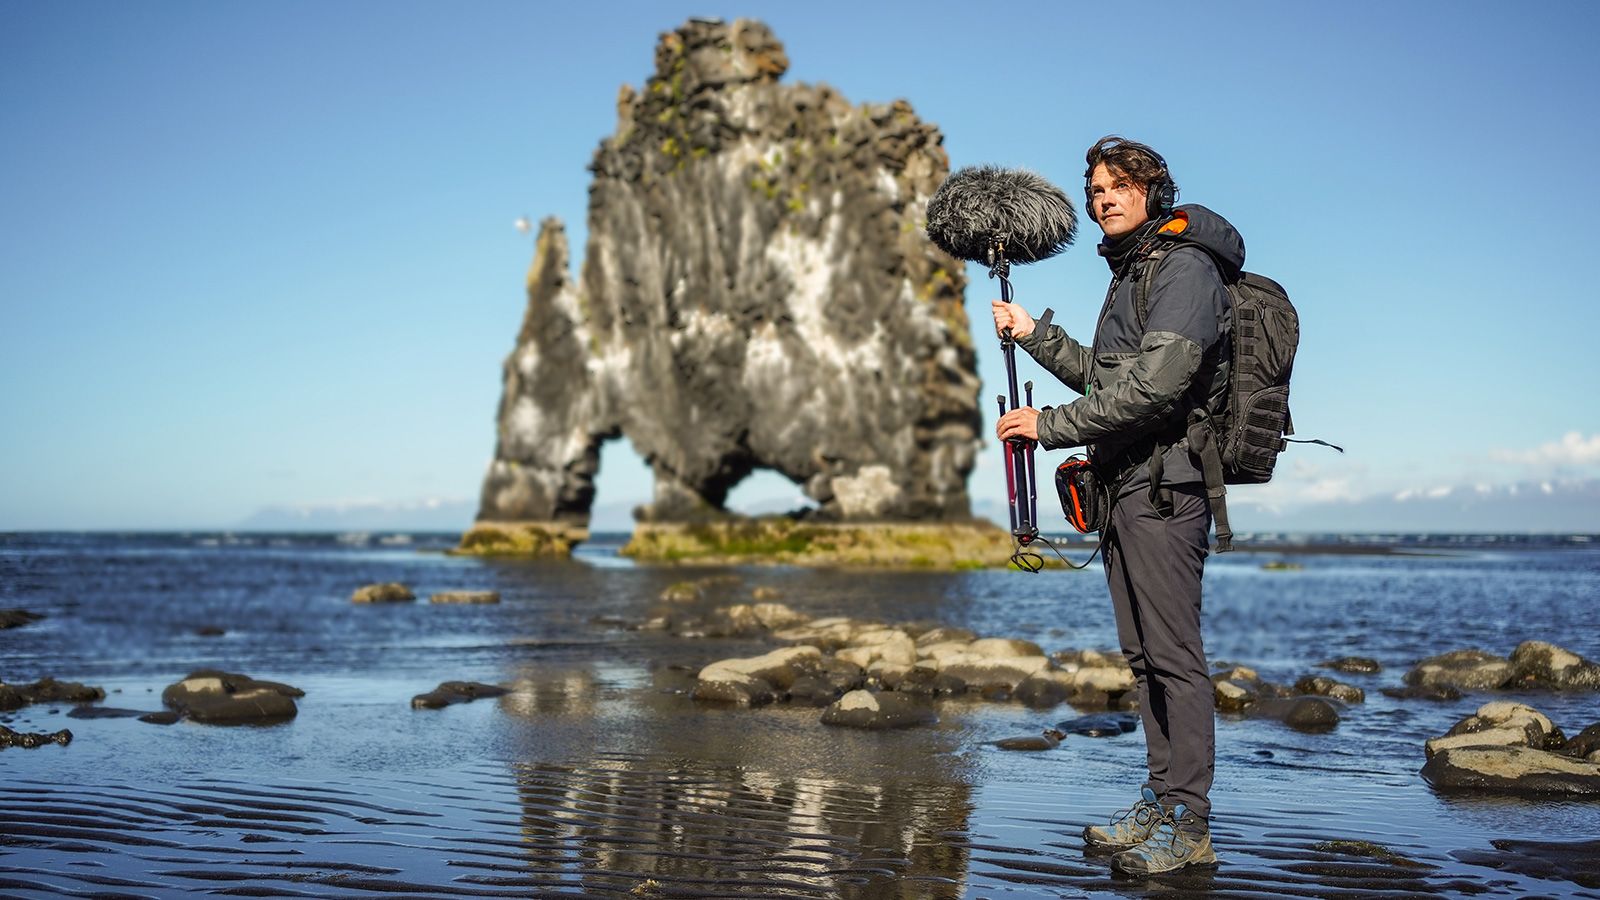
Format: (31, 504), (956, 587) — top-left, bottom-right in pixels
(1088, 163), (1150, 239)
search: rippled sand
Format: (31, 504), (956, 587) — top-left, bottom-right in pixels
(3, 532), (1599, 897)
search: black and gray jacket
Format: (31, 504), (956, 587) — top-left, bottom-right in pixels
(1019, 203), (1243, 488)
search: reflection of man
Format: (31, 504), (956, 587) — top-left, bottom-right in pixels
(993, 136), (1242, 875)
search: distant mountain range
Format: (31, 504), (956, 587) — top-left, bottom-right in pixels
(238, 478), (1598, 534)
(237, 498), (478, 531)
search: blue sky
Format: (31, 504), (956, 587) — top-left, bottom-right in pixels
(3, 1), (1598, 530)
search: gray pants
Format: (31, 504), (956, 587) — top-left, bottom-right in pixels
(1104, 481), (1214, 820)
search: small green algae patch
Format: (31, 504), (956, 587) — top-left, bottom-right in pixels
(621, 517), (1049, 570)
(452, 522), (587, 558)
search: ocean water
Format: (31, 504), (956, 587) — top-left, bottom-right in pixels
(2, 530), (1598, 898)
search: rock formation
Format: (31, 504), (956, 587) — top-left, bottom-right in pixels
(466, 18), (988, 560)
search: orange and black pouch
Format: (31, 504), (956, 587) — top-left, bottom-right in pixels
(1055, 455), (1108, 534)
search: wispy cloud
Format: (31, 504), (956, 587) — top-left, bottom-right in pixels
(1490, 431), (1600, 467)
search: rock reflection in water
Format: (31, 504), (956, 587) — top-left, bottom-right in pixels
(506, 754), (973, 898)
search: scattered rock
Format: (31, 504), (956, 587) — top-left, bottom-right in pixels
(873, 662), (949, 696)
(694, 646), (824, 706)
(659, 581), (704, 603)
(1381, 683), (1461, 702)
(918, 641), (975, 664)
(1054, 713), (1140, 737)
(939, 655), (1051, 692)
(13, 678), (105, 706)
(839, 628), (918, 668)
(1210, 665), (1259, 685)
(1295, 675), (1365, 704)
(995, 728), (1065, 751)
(1507, 640), (1600, 691)
(411, 681), (511, 709)
(0, 725), (72, 749)
(1212, 667), (1266, 711)
(0, 609), (45, 630)
(1403, 649), (1513, 691)
(1320, 656), (1382, 674)
(1561, 724), (1600, 759)
(774, 617), (865, 651)
(351, 582), (415, 604)
(430, 591), (500, 604)
(967, 638), (1045, 659)
(820, 690), (937, 729)
(195, 625), (226, 637)
(751, 586), (781, 601)
(161, 670), (302, 724)
(1249, 696), (1340, 732)
(915, 626), (977, 646)
(1214, 678), (1259, 712)
(1312, 840), (1433, 869)
(138, 711), (181, 725)
(1427, 702), (1563, 758)
(1422, 746), (1600, 795)
(0, 684), (25, 712)
(1452, 838), (1600, 891)
(1014, 670), (1075, 709)
(66, 706), (150, 720)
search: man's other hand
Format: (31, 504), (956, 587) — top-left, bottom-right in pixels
(991, 300), (1036, 340)
(996, 407), (1040, 442)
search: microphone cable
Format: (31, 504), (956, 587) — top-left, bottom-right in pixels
(1009, 533), (1103, 572)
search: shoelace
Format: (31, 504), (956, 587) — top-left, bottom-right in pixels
(1109, 798), (1160, 830)
(1145, 809), (1197, 860)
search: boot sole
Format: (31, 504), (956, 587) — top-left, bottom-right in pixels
(1110, 846), (1218, 876)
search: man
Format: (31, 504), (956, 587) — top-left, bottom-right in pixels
(992, 135), (1242, 875)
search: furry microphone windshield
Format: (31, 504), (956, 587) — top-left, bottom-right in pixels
(925, 166), (1077, 264)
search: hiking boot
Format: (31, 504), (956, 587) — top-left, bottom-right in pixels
(1082, 787), (1164, 853)
(1111, 804), (1217, 876)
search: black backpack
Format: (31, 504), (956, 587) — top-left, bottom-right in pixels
(1135, 248), (1335, 550)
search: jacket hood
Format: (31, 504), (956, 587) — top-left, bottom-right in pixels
(1150, 204), (1245, 278)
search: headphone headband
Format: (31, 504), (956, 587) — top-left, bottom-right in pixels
(1083, 137), (1177, 224)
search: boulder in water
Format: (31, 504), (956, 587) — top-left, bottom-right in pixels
(161, 670), (302, 724)
(1381, 683), (1462, 702)
(411, 681), (511, 709)
(1426, 702), (1563, 758)
(1295, 675), (1365, 704)
(1422, 746), (1600, 795)
(1403, 649), (1513, 691)
(0, 609), (45, 630)
(820, 690), (937, 729)
(0, 725), (72, 749)
(1054, 712), (1140, 738)
(1507, 641), (1600, 691)
(1248, 696), (1340, 732)
(351, 582), (415, 604)
(429, 591), (500, 604)
(1561, 723), (1600, 760)
(1320, 656), (1382, 674)
(994, 728), (1065, 751)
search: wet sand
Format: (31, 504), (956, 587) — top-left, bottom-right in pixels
(3, 532), (1599, 897)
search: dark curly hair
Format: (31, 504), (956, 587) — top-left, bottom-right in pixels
(1083, 135), (1174, 196)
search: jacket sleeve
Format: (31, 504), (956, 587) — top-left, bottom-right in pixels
(1016, 323), (1092, 396)
(1035, 248), (1225, 450)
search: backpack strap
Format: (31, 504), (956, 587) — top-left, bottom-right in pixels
(1186, 411), (1233, 552)
(1132, 247), (1171, 333)
(1133, 243), (1236, 551)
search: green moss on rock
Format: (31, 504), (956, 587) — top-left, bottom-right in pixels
(622, 518), (1048, 570)
(453, 522), (587, 558)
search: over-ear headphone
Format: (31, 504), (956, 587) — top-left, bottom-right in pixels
(1083, 138), (1177, 224)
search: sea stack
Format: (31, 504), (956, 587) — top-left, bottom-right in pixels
(465, 18), (1007, 567)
